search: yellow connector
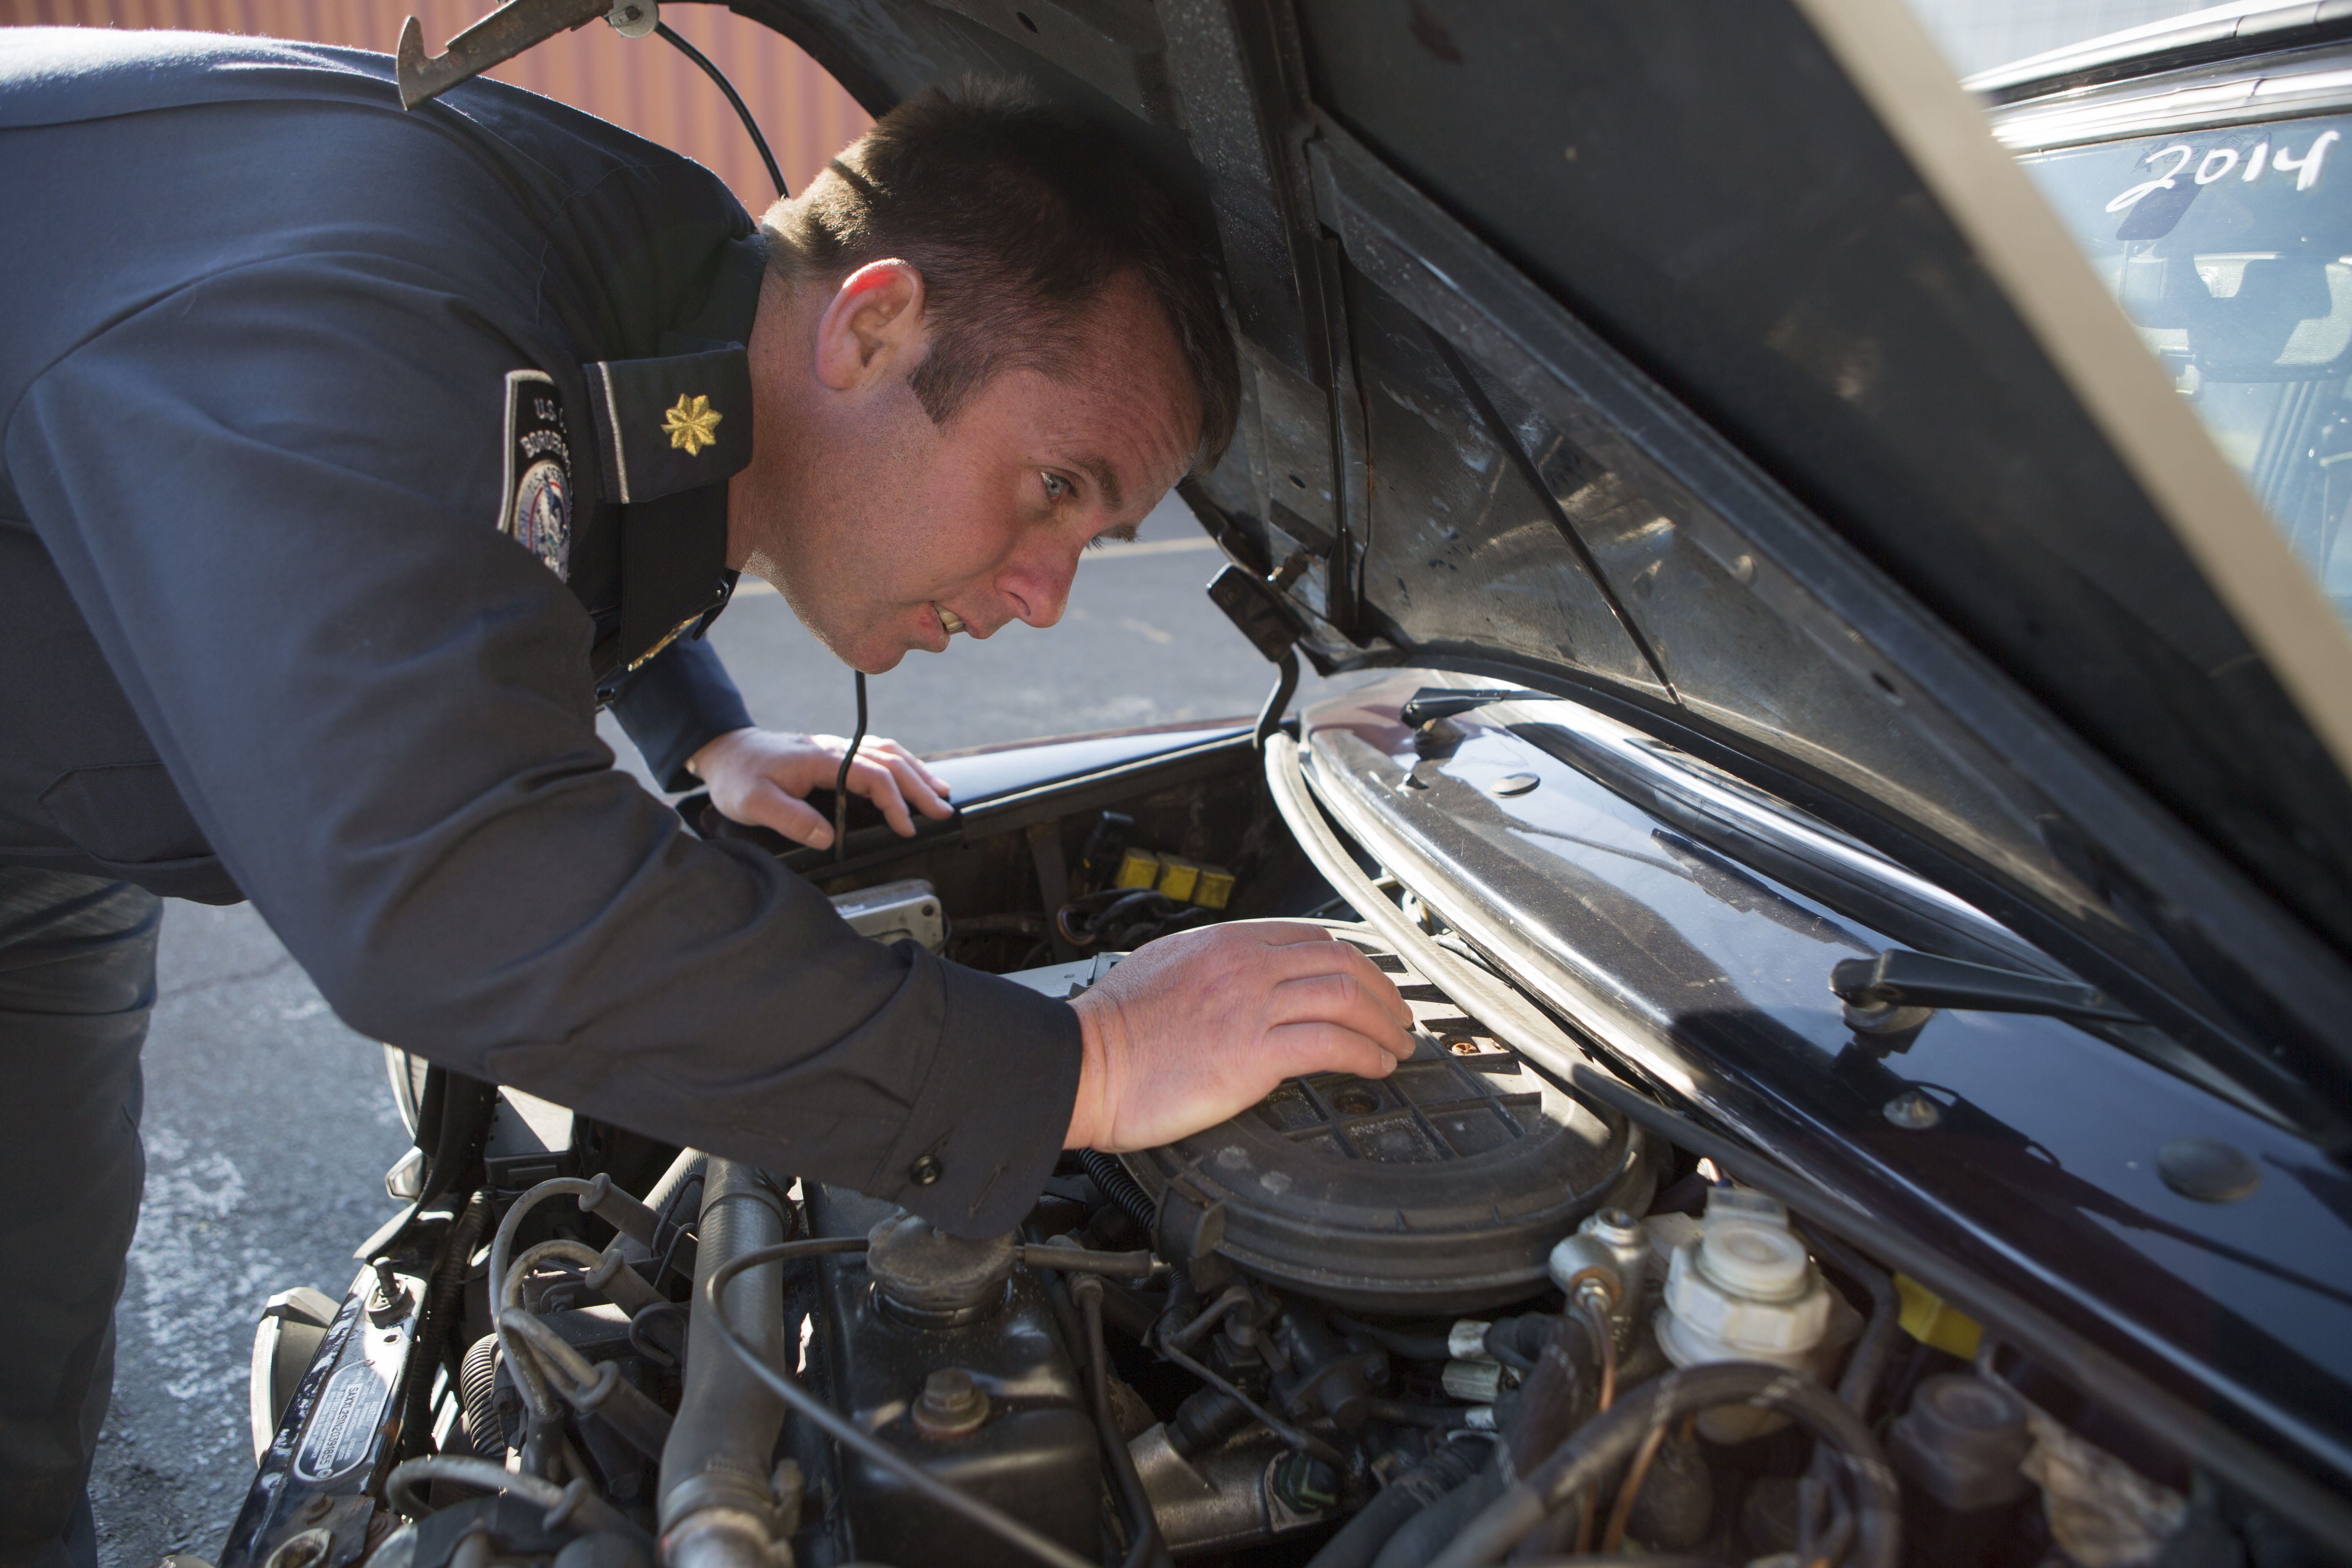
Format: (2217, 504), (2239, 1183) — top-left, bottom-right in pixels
(1894, 1274), (1982, 1359)
(1114, 848), (1162, 890)
(1155, 855), (1201, 902)
(1192, 865), (1236, 910)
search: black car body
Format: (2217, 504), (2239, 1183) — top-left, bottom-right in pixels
(223, 4), (2352, 1567)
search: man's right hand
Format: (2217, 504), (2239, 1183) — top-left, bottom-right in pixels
(1062, 921), (1419, 1152)
(687, 726), (953, 849)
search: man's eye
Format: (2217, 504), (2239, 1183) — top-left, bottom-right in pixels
(1041, 471), (1070, 502)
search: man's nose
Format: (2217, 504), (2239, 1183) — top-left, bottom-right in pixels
(998, 543), (1080, 630)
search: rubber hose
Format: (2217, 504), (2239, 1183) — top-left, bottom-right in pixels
(1305, 1479), (1439, 1568)
(399, 1190), (490, 1460)
(641, 1152), (708, 1291)
(1426, 1362), (1902, 1568)
(1331, 1313), (1452, 1363)
(642, 1148), (706, 1228)
(1370, 1466), (1509, 1568)
(458, 1333), (506, 1459)
(1795, 1226), (1904, 1558)
(1094, 1278), (1163, 1344)
(659, 1158), (789, 1534)
(1809, 1227), (1900, 1415)
(1505, 1314), (1596, 1479)
(1082, 1149), (1156, 1235)
(1307, 1439), (1493, 1568)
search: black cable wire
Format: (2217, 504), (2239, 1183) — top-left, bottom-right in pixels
(648, 24), (886, 892)
(626, 1301), (690, 1368)
(703, 1238), (1098, 1568)
(835, 670), (867, 864)
(1074, 1277), (1169, 1568)
(1154, 1322), (1347, 1468)
(654, 21), (787, 199)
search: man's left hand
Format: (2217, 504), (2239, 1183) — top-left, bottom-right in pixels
(688, 726), (953, 848)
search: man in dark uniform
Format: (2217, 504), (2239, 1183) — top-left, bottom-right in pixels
(0, 29), (1417, 1565)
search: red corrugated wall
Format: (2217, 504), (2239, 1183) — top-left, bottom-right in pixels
(1, 0), (872, 213)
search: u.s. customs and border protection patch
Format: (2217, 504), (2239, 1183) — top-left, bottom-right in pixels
(499, 370), (572, 580)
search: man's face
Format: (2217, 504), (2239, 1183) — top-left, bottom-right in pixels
(737, 266), (1200, 674)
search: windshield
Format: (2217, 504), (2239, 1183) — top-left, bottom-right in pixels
(2023, 117), (2352, 616)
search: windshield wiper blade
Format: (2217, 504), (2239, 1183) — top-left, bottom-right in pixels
(1831, 948), (2140, 1026)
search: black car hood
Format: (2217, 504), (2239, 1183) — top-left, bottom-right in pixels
(733, 0), (2352, 1120)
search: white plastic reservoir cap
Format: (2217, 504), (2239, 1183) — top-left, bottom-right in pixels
(1699, 1222), (1809, 1300)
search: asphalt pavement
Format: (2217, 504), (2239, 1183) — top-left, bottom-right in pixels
(89, 497), (1314, 1562)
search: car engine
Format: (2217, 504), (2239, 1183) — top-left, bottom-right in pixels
(222, 756), (2240, 1568)
(224, 918), (2155, 1568)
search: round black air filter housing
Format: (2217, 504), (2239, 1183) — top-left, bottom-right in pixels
(1118, 930), (1654, 1314)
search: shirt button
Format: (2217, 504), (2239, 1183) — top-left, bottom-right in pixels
(910, 1155), (943, 1187)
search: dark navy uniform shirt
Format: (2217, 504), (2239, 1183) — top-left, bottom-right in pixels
(0, 29), (1080, 1236)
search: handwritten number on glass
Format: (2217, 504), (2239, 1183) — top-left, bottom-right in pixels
(2275, 130), (2340, 191)
(2106, 130), (2339, 213)
(2106, 144), (2193, 212)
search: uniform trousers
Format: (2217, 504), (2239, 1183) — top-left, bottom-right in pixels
(0, 867), (158, 1568)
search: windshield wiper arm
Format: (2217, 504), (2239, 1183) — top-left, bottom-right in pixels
(1397, 686), (1544, 728)
(1831, 948), (2140, 1028)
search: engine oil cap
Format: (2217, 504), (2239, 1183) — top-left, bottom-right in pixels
(867, 1213), (1016, 1326)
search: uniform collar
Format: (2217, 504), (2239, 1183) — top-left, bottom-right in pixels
(583, 235), (767, 687)
(584, 236), (767, 508)
(673, 234), (766, 348)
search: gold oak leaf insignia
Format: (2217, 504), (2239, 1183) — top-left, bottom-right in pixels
(661, 394), (722, 456)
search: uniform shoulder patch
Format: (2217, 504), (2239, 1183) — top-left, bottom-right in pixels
(500, 370), (573, 581)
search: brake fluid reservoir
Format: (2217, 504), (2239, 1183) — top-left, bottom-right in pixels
(1654, 1189), (1831, 1441)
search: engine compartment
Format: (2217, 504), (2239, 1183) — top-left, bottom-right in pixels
(219, 728), (2322, 1568)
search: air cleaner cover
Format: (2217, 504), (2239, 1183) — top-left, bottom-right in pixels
(1118, 928), (1653, 1313)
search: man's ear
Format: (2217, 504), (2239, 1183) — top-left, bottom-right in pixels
(813, 259), (926, 393)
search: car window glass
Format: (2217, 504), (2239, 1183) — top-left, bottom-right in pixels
(1900, 0), (2210, 79)
(2021, 118), (2352, 619)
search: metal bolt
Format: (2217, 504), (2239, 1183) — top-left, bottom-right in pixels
(1884, 1089), (1942, 1129)
(296, 1494), (333, 1524)
(913, 1367), (989, 1439)
(1571, 1274), (1620, 1313)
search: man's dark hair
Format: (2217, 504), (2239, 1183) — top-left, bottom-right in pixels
(762, 80), (1238, 469)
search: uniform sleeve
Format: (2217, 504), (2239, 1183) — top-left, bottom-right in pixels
(606, 634), (754, 792)
(5, 258), (1080, 1237)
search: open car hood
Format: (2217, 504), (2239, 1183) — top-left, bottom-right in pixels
(731, 0), (2352, 1120)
